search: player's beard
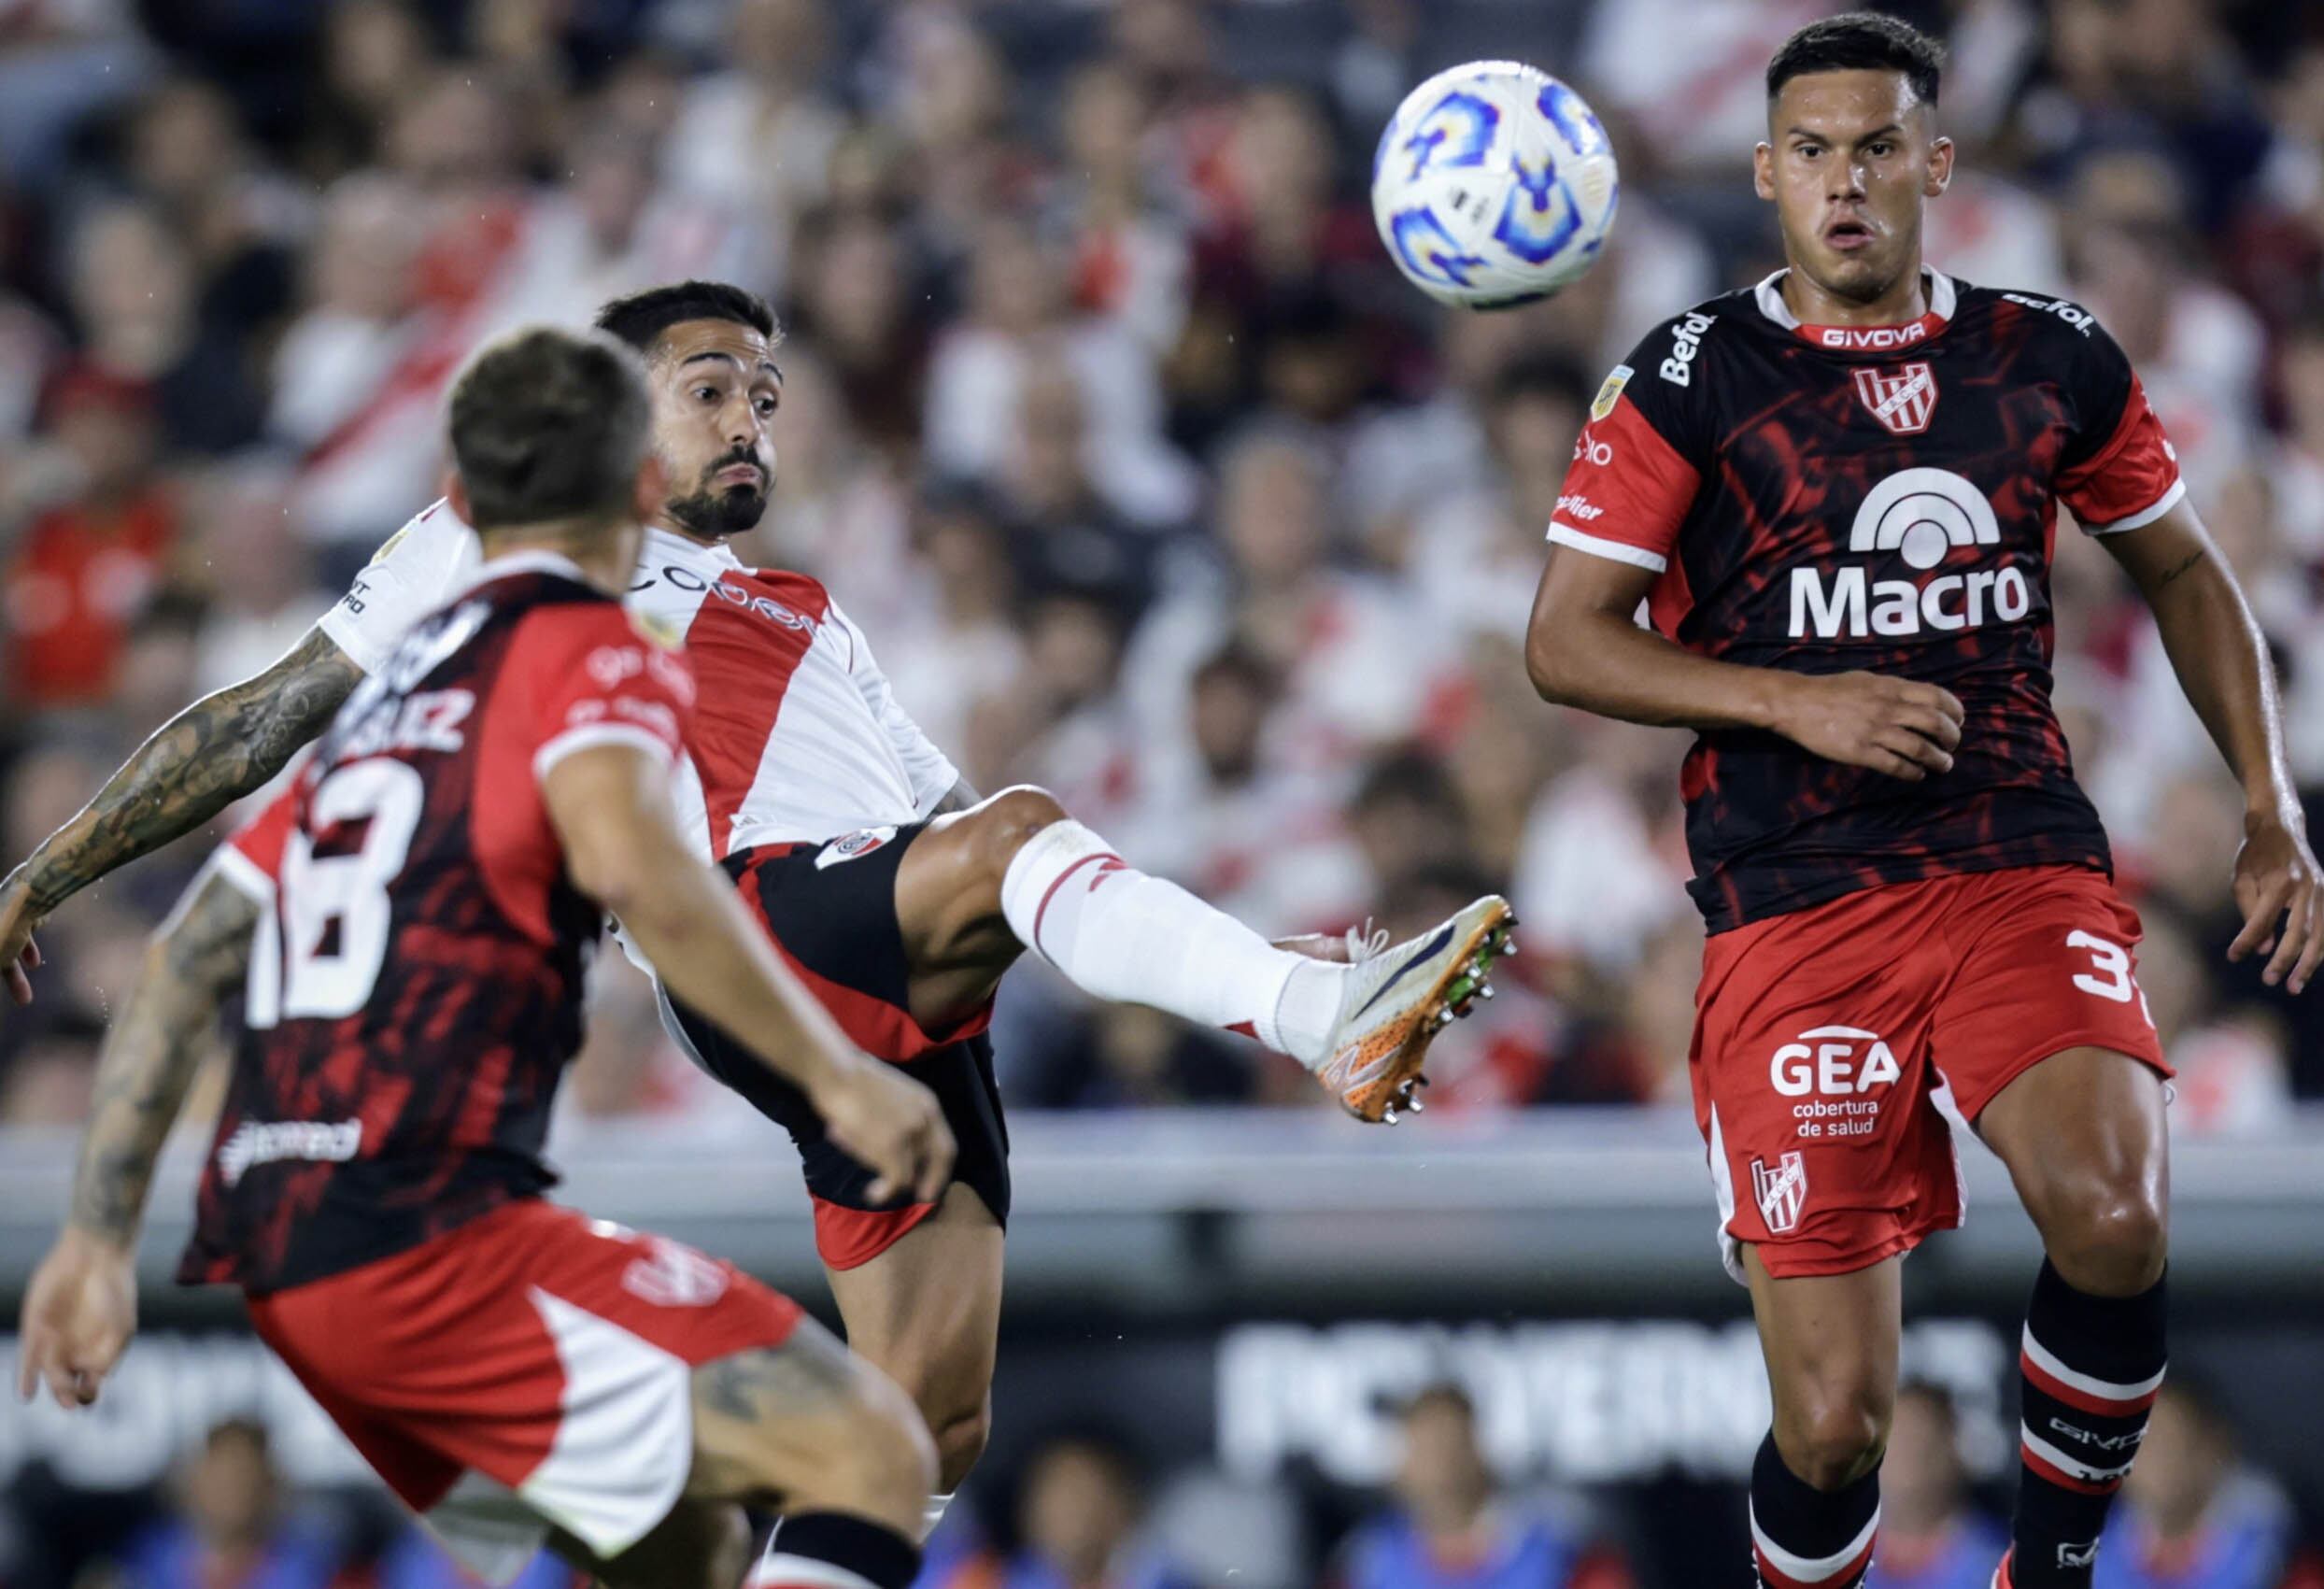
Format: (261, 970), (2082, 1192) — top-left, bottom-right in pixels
(663, 457), (771, 539)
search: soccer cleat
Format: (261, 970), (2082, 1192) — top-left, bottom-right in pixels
(1311, 896), (1516, 1122)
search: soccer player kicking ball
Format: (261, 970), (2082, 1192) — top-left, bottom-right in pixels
(0, 279), (1514, 1533)
(18, 328), (957, 1589)
(1526, 15), (2321, 1589)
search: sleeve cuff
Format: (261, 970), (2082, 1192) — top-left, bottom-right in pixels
(1546, 521), (1670, 574)
(315, 609), (386, 677)
(533, 723), (678, 785)
(2079, 477), (2186, 535)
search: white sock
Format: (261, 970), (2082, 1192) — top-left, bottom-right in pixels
(999, 819), (1344, 1066)
(921, 1492), (954, 1541)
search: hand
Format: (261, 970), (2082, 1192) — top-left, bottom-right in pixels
(2228, 809), (2324, 993)
(812, 1058), (957, 1207)
(18, 1227), (137, 1409)
(0, 867), (47, 1007)
(1771, 672), (1964, 781)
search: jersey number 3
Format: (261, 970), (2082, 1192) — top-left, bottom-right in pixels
(281, 760), (425, 1019)
(2066, 929), (2154, 1028)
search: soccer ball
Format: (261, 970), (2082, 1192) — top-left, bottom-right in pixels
(1370, 62), (1620, 310)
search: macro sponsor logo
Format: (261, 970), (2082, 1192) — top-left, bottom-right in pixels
(1658, 312), (1715, 386)
(1554, 493), (1605, 521)
(1789, 468), (2030, 640)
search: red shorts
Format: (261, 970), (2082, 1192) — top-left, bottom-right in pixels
(1690, 865), (2170, 1284)
(246, 1199), (800, 1582)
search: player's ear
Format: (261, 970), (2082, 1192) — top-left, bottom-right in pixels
(443, 469), (472, 527)
(1752, 141), (1777, 201)
(631, 452), (666, 524)
(1925, 135), (1955, 199)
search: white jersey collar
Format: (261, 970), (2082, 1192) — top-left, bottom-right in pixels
(643, 524), (746, 570)
(1751, 266), (1956, 329)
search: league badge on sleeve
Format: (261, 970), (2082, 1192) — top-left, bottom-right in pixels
(1591, 364), (1633, 422)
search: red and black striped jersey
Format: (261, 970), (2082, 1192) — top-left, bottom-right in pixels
(1550, 269), (2182, 934)
(181, 552), (695, 1293)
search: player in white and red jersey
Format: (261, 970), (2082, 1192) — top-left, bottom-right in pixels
(0, 279), (1516, 1531)
(19, 327), (956, 1589)
(1523, 17), (2323, 1589)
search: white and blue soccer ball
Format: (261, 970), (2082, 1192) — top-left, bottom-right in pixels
(1370, 62), (1620, 310)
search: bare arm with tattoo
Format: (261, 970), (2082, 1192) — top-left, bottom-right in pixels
(18, 864), (259, 1407)
(0, 626), (361, 1006)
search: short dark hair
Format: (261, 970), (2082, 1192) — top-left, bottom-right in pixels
(592, 279), (779, 355)
(446, 326), (651, 532)
(1767, 12), (1944, 106)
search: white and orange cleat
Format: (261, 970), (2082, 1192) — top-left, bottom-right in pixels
(1311, 896), (1515, 1123)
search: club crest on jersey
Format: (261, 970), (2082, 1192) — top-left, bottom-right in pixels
(815, 826), (897, 869)
(1750, 1151), (1808, 1235)
(1852, 362), (1938, 435)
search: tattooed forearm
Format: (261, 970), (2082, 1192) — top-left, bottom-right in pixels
(21, 629), (361, 913)
(66, 871), (259, 1243)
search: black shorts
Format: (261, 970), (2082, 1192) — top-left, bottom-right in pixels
(659, 821), (1010, 1270)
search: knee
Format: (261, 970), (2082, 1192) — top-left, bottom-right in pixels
(974, 785), (1066, 848)
(2043, 1181), (2168, 1296)
(928, 1395), (992, 1494)
(1775, 1382), (1892, 1490)
(793, 1369), (941, 1532)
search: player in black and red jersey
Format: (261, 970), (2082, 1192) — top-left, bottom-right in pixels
(1526, 15), (2323, 1589)
(18, 327), (956, 1589)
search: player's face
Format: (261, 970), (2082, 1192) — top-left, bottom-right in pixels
(649, 318), (782, 541)
(1755, 70), (1952, 307)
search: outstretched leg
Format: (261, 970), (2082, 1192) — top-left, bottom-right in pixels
(893, 786), (1512, 1119)
(1977, 1046), (2170, 1589)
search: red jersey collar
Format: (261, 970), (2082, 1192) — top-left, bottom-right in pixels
(1753, 267), (1957, 351)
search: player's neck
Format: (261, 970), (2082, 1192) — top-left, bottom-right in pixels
(1779, 259), (1929, 327)
(478, 520), (635, 596)
(650, 510), (727, 549)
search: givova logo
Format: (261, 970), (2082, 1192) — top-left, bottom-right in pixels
(1789, 468), (2033, 639)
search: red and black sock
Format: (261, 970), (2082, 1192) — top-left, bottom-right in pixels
(747, 1512), (921, 1589)
(2014, 1259), (2167, 1588)
(1750, 1432), (1881, 1589)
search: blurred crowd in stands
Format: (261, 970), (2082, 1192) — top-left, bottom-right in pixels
(9, 1372), (2322, 1589)
(4, 0), (2324, 1128)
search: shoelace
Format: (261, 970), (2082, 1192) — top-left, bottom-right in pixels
(1342, 919), (1391, 963)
